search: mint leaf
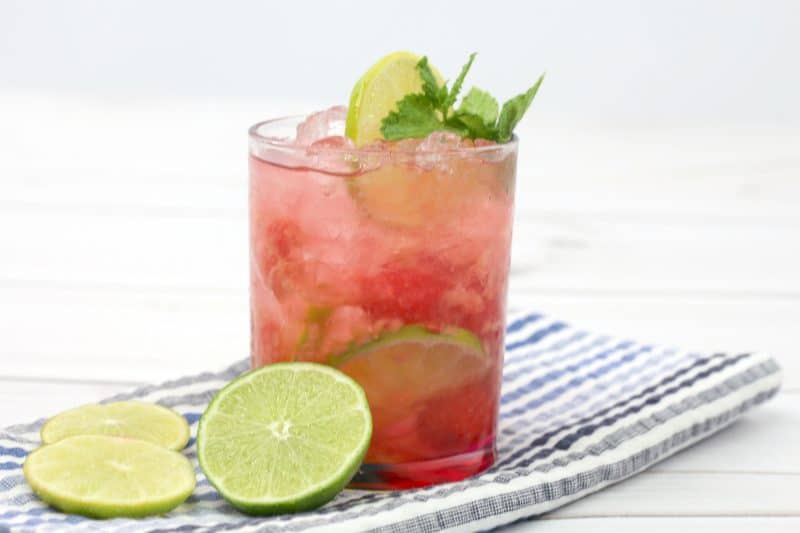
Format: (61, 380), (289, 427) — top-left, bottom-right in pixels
(449, 112), (497, 140)
(378, 53), (544, 143)
(380, 93), (442, 140)
(496, 73), (545, 142)
(444, 52), (476, 110)
(417, 57), (445, 107)
(458, 87), (499, 127)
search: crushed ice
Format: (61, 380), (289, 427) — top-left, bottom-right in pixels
(254, 107), (505, 173)
(295, 105), (347, 146)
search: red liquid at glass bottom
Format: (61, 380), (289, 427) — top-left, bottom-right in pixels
(352, 448), (496, 490)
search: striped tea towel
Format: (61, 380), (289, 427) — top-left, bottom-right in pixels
(0, 312), (782, 532)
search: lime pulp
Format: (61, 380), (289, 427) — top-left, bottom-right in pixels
(40, 401), (190, 451)
(23, 435), (196, 518)
(197, 363), (372, 515)
(345, 51), (443, 145)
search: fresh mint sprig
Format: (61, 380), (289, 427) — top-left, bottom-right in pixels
(380, 53), (544, 143)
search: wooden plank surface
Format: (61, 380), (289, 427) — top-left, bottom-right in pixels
(3, 381), (795, 478)
(509, 517), (800, 532)
(3, 210), (799, 292)
(1, 94), (797, 529)
(549, 471), (800, 517)
(2, 91), (799, 219)
(0, 379), (134, 426)
(0, 286), (795, 387)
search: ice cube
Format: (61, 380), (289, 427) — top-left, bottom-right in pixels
(308, 135), (355, 151)
(296, 105), (347, 146)
(307, 136), (359, 175)
(392, 138), (423, 152)
(417, 131), (465, 152)
(414, 131), (465, 169)
(251, 141), (306, 169)
(459, 138), (476, 149)
(474, 138), (508, 162)
(474, 138), (497, 147)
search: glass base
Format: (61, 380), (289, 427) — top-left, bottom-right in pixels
(349, 447), (495, 490)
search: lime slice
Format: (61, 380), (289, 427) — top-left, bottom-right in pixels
(348, 163), (478, 227)
(41, 401), (190, 451)
(23, 435), (196, 518)
(329, 325), (490, 462)
(329, 325), (487, 393)
(347, 164), (431, 227)
(346, 51), (442, 145)
(197, 363), (372, 515)
(346, 144), (504, 228)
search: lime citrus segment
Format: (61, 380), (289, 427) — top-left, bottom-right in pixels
(329, 325), (487, 400)
(328, 326), (490, 463)
(346, 51), (443, 146)
(23, 435), (196, 518)
(40, 401), (190, 451)
(347, 164), (432, 227)
(197, 363), (372, 515)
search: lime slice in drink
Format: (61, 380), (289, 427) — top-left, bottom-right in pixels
(329, 325), (488, 396)
(23, 435), (196, 518)
(346, 51), (442, 145)
(346, 144), (504, 228)
(40, 401), (190, 451)
(348, 163), (479, 227)
(347, 164), (430, 227)
(330, 325), (491, 428)
(196, 363), (372, 515)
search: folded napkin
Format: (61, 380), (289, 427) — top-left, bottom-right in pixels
(0, 312), (782, 532)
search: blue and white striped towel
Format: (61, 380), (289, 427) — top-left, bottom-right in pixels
(0, 312), (782, 532)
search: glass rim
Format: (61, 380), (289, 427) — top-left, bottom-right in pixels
(248, 114), (519, 156)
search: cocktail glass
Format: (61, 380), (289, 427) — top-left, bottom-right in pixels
(249, 111), (517, 489)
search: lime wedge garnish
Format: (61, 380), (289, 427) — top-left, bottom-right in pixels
(40, 401), (190, 451)
(23, 435), (196, 518)
(197, 363), (372, 515)
(346, 51), (442, 145)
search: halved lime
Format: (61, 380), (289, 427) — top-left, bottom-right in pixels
(197, 363), (372, 515)
(23, 435), (196, 518)
(41, 401), (190, 451)
(346, 51), (443, 145)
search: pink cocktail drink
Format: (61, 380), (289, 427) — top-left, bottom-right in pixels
(249, 109), (517, 489)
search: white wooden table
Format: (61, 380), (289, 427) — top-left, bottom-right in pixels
(1, 93), (798, 531)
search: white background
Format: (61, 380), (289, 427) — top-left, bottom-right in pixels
(1, 1), (799, 531)
(3, 0), (800, 125)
